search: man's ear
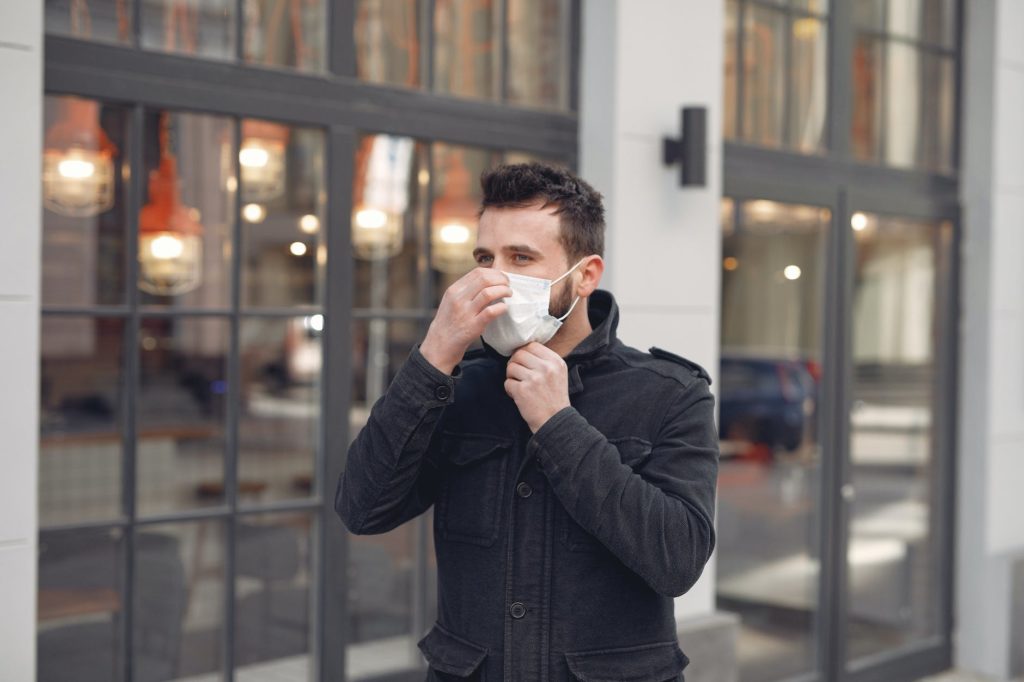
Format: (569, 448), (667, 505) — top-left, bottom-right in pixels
(578, 255), (604, 297)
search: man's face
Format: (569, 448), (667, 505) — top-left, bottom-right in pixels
(473, 200), (576, 318)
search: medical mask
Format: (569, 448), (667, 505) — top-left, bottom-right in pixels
(481, 257), (587, 356)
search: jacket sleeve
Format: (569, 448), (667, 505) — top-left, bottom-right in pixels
(334, 344), (455, 535)
(528, 378), (719, 597)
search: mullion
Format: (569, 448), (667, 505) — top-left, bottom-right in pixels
(736, 0), (746, 141)
(425, 0), (436, 91)
(782, 5), (793, 148)
(224, 115), (243, 682)
(122, 102), (144, 682)
(499, 0), (510, 102)
(330, 0), (357, 77)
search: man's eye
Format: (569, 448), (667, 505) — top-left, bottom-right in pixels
(513, 254), (531, 262)
(477, 255), (493, 264)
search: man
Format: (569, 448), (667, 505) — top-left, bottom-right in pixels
(336, 162), (719, 682)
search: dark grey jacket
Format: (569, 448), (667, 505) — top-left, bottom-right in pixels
(335, 289), (720, 682)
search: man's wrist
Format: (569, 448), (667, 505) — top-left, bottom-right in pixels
(419, 336), (460, 375)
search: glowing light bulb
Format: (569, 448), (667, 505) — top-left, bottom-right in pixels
(784, 265), (802, 281)
(439, 223), (470, 244)
(289, 241), (308, 256)
(150, 234), (184, 260)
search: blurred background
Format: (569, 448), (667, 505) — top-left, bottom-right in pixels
(0, 0), (1021, 681)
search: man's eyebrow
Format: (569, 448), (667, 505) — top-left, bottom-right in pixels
(503, 244), (543, 257)
(471, 244), (544, 258)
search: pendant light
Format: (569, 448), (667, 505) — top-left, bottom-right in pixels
(42, 96), (118, 218)
(430, 147), (477, 274)
(351, 135), (413, 260)
(138, 113), (204, 296)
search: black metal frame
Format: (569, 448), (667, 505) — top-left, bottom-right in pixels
(40, 1), (580, 680)
(723, 2), (962, 681)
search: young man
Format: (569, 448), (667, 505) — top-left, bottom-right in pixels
(336, 162), (719, 682)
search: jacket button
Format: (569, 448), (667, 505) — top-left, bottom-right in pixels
(510, 601), (526, 619)
(516, 482), (532, 498)
(434, 384), (451, 401)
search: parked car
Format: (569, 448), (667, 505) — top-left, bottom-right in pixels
(719, 353), (820, 456)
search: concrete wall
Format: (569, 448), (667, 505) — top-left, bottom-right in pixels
(957, 0), (1024, 678)
(579, 0), (725, 623)
(0, 0), (43, 679)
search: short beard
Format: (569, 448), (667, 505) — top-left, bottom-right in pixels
(548, 278), (576, 320)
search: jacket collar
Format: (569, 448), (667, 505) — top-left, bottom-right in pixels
(478, 289), (621, 394)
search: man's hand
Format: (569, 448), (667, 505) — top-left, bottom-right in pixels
(505, 342), (571, 432)
(420, 267), (512, 374)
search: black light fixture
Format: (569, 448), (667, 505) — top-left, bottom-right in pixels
(662, 106), (707, 187)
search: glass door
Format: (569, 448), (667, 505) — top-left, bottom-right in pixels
(841, 206), (956, 680)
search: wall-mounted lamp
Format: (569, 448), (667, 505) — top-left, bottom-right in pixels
(662, 106), (707, 187)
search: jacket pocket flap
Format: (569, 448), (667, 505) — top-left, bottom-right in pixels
(442, 432), (513, 466)
(564, 640), (688, 682)
(609, 436), (653, 467)
(417, 622), (488, 676)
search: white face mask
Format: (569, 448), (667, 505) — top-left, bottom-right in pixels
(481, 257), (588, 356)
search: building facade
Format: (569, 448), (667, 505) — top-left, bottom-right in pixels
(0, 0), (1022, 681)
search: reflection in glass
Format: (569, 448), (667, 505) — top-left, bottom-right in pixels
(507, 0), (570, 110)
(789, 15), (827, 152)
(716, 199), (829, 682)
(42, 96), (129, 307)
(244, 0), (325, 72)
(140, 110), (233, 306)
(431, 144), (501, 301)
(46, 0), (133, 45)
(433, 0), (500, 101)
(137, 317), (229, 516)
(355, 0), (423, 87)
(846, 213), (942, 660)
(133, 521), (225, 678)
(141, 0), (235, 61)
(853, 0), (956, 48)
(348, 319), (422, 679)
(742, 5), (786, 147)
(851, 24), (956, 172)
(234, 512), (315, 675)
(39, 317), (124, 527)
(238, 317), (321, 504)
(37, 527), (125, 682)
(352, 135), (426, 310)
(240, 123), (326, 308)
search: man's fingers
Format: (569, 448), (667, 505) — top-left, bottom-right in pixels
(505, 361), (530, 381)
(471, 283), (513, 313)
(509, 347), (544, 370)
(473, 300), (507, 326)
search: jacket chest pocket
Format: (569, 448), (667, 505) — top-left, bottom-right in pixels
(560, 436), (653, 553)
(437, 432), (512, 547)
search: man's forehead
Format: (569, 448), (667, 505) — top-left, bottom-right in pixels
(477, 203), (561, 245)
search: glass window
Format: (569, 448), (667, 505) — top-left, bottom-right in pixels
(46, 0), (133, 45)
(717, 198), (830, 682)
(38, 527), (126, 682)
(239, 121), (326, 309)
(724, 0), (829, 153)
(133, 520), (225, 678)
(139, 110), (234, 308)
(433, 0), (501, 101)
(352, 134), (428, 310)
(137, 316), (230, 516)
(140, 0), (236, 61)
(42, 96), (130, 307)
(850, 1), (958, 173)
(507, 0), (571, 110)
(244, 0), (326, 72)
(355, 0), (424, 88)
(845, 211), (944, 659)
(238, 316), (321, 504)
(234, 512), (316, 674)
(39, 316), (125, 527)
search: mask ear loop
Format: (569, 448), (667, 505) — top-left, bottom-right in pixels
(551, 256), (589, 322)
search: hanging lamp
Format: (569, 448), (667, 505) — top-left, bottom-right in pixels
(138, 113), (204, 296)
(42, 97), (118, 218)
(430, 147), (477, 274)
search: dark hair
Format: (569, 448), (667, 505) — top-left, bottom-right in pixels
(477, 161), (605, 262)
